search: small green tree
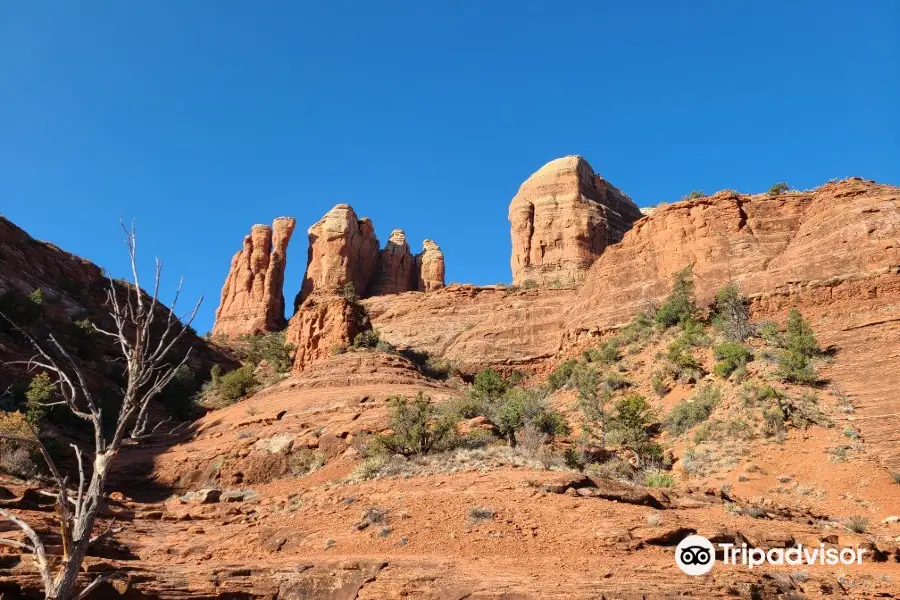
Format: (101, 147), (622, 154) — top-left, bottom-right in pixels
(784, 308), (819, 357)
(681, 190), (705, 201)
(574, 364), (608, 448)
(655, 266), (697, 327)
(713, 342), (752, 378)
(713, 283), (752, 341)
(471, 368), (508, 403)
(24, 373), (54, 429)
(491, 388), (567, 448)
(608, 394), (661, 465)
(377, 392), (454, 456)
(767, 182), (789, 196)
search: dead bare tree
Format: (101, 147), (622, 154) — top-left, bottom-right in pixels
(0, 222), (202, 599)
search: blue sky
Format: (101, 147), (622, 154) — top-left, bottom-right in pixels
(2, 1), (898, 334)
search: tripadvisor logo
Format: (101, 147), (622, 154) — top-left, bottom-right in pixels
(675, 534), (867, 576)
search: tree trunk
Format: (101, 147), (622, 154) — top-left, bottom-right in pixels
(46, 452), (111, 600)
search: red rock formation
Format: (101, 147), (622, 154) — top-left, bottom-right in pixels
(509, 155), (643, 285)
(369, 229), (416, 296)
(416, 239), (445, 292)
(212, 217), (296, 339)
(285, 292), (371, 373)
(295, 205), (380, 309)
(565, 178), (900, 336)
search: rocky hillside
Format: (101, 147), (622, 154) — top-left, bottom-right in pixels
(0, 161), (898, 599)
(0, 216), (234, 407)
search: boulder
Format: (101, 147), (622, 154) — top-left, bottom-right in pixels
(212, 217), (296, 338)
(509, 155), (642, 286)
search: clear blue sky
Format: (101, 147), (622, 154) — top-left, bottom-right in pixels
(2, 1), (898, 334)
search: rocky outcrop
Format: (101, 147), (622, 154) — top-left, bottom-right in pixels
(285, 292), (371, 373)
(369, 230), (416, 296)
(295, 205), (380, 309)
(565, 178), (900, 336)
(509, 155), (643, 285)
(212, 217), (296, 338)
(416, 240), (445, 292)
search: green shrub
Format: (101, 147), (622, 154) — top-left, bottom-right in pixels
(522, 279), (538, 290)
(651, 372), (668, 397)
(644, 470), (674, 488)
(844, 515), (868, 534)
(584, 338), (620, 365)
(713, 342), (752, 378)
(574, 365), (608, 447)
(681, 190), (705, 201)
(767, 182), (789, 197)
(608, 394), (661, 464)
(619, 313), (654, 346)
(663, 385), (721, 435)
(713, 283), (752, 342)
(341, 281), (359, 303)
(444, 395), (487, 420)
(761, 405), (786, 440)
(491, 388), (567, 447)
(755, 320), (783, 346)
(0, 288), (45, 326)
(548, 359), (579, 390)
(654, 266), (697, 328)
(216, 365), (259, 404)
(376, 392), (455, 457)
(24, 373), (54, 429)
(471, 368), (509, 402)
(776, 350), (819, 385)
(237, 331), (295, 373)
(784, 308), (820, 357)
(353, 329), (380, 349)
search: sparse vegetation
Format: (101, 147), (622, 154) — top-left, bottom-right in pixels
(681, 190), (705, 201)
(237, 331), (294, 373)
(353, 329), (381, 349)
(607, 394), (662, 465)
(713, 283), (752, 342)
(374, 392), (455, 457)
(664, 385), (721, 436)
(654, 266), (697, 328)
(644, 470), (674, 488)
(767, 182), (790, 196)
(713, 341), (752, 378)
(844, 515), (869, 534)
(469, 507), (495, 523)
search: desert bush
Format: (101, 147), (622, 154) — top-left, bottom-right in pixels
(522, 279), (538, 290)
(585, 457), (634, 481)
(780, 391), (829, 429)
(469, 507), (495, 523)
(651, 372), (669, 397)
(681, 190), (705, 201)
(217, 365), (259, 403)
(575, 365), (608, 447)
(654, 266), (697, 328)
(444, 395), (487, 420)
(761, 406), (787, 440)
(776, 350), (819, 385)
(713, 342), (753, 378)
(331, 344), (348, 355)
(341, 281), (359, 303)
(471, 368), (509, 403)
(376, 392), (455, 457)
(767, 182), (789, 196)
(619, 313), (655, 346)
(607, 394), (662, 465)
(844, 515), (868, 534)
(740, 382), (779, 407)
(237, 331), (295, 373)
(583, 338), (620, 365)
(784, 308), (820, 357)
(547, 359), (579, 390)
(890, 472), (900, 485)
(755, 320), (783, 346)
(0, 288), (44, 327)
(353, 329), (380, 349)
(644, 470), (674, 488)
(712, 283), (752, 341)
(664, 385), (721, 436)
(491, 387), (568, 447)
(602, 371), (630, 392)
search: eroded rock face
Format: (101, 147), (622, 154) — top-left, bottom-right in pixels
(509, 155), (643, 286)
(212, 217), (297, 339)
(295, 205), (380, 309)
(285, 292), (371, 373)
(565, 178), (900, 336)
(416, 239), (445, 292)
(369, 230), (416, 296)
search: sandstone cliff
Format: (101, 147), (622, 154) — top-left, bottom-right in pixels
(212, 217), (296, 338)
(509, 155), (643, 285)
